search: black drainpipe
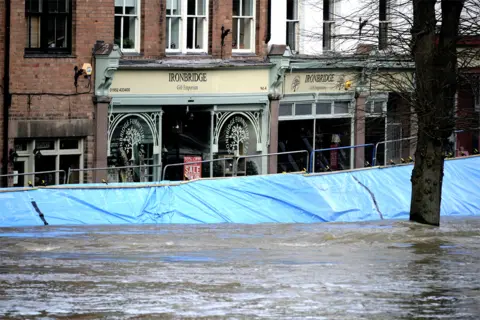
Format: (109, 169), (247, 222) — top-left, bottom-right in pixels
(2, 0), (11, 186)
(265, 0), (271, 44)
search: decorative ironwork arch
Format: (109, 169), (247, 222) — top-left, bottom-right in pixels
(213, 111), (262, 148)
(108, 112), (161, 156)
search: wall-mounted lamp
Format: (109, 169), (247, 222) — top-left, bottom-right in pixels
(221, 25), (231, 59)
(8, 149), (18, 164)
(33, 148), (42, 159)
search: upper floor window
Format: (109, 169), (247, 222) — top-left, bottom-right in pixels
(25, 0), (72, 54)
(323, 0), (334, 51)
(379, 0), (391, 50)
(286, 0), (299, 52)
(232, 0), (256, 52)
(115, 0), (140, 52)
(166, 0), (208, 53)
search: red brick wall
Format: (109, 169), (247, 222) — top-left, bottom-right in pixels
(210, 0), (233, 58)
(141, 0), (165, 57)
(3, 0), (115, 179)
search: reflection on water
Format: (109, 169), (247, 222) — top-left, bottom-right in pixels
(1, 217), (480, 319)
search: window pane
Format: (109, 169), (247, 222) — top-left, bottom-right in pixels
(125, 0), (137, 14)
(196, 0), (205, 15)
(26, 0), (43, 13)
(286, 21), (297, 51)
(114, 16), (122, 47)
(26, 17), (41, 48)
(34, 155), (56, 186)
(287, 0), (297, 20)
(195, 18), (205, 49)
(60, 155), (80, 184)
(115, 5), (123, 14)
(123, 16), (136, 49)
(242, 0), (254, 16)
(60, 139), (79, 150)
(323, 22), (332, 50)
(166, 17), (180, 49)
(47, 16), (67, 48)
(14, 140), (29, 152)
(166, 0), (181, 15)
(233, 0), (240, 15)
(240, 18), (253, 49)
(36, 139), (55, 150)
(48, 0), (68, 13)
(279, 103), (293, 116)
(187, 0), (196, 15)
(334, 101), (349, 114)
(316, 102), (331, 114)
(373, 101), (384, 113)
(295, 103), (312, 115)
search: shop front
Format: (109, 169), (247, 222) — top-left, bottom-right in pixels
(106, 66), (271, 182)
(278, 70), (358, 172)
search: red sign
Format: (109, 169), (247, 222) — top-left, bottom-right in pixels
(184, 156), (202, 180)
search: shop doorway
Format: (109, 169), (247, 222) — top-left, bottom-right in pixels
(161, 106), (211, 181)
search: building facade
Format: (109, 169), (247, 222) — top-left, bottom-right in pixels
(0, 0), (272, 187)
(268, 0), (480, 173)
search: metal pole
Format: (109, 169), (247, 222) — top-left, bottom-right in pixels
(65, 167), (70, 184)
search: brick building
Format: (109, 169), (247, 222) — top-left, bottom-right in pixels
(0, 0), (272, 186)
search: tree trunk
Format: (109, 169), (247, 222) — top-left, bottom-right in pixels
(409, 129), (445, 226)
(409, 0), (464, 226)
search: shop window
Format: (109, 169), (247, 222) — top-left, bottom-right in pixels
(316, 102), (332, 115)
(334, 101), (350, 114)
(12, 138), (83, 186)
(25, 0), (72, 54)
(295, 103), (313, 115)
(286, 0), (299, 52)
(166, 0), (208, 53)
(278, 119), (313, 173)
(322, 0), (334, 51)
(115, 0), (140, 52)
(232, 0), (255, 52)
(279, 103), (293, 116)
(313, 118), (352, 172)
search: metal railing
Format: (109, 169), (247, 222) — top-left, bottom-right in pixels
(309, 144), (375, 173)
(372, 136), (416, 166)
(233, 150), (310, 177)
(0, 170), (67, 186)
(162, 158), (234, 181)
(67, 164), (163, 184)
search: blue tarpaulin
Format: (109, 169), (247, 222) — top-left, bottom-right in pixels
(1, 156), (479, 227)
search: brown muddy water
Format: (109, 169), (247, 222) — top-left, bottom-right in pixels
(1, 217), (480, 319)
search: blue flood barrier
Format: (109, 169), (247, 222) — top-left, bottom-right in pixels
(1, 156), (480, 227)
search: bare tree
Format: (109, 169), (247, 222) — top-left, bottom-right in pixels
(303, 0), (480, 225)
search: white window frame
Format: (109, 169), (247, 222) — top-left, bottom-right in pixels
(322, 0), (335, 52)
(166, 0), (209, 54)
(232, 0), (256, 53)
(114, 0), (141, 53)
(365, 100), (387, 116)
(278, 100), (353, 121)
(286, 0), (299, 53)
(14, 138), (84, 186)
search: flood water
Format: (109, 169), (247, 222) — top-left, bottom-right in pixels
(1, 217), (480, 319)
